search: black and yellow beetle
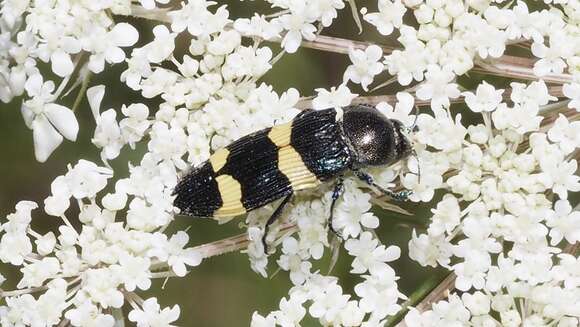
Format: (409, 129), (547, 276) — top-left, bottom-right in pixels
(173, 104), (415, 249)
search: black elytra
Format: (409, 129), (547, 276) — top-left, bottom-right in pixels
(172, 104), (415, 251)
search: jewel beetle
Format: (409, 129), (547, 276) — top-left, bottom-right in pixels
(173, 104), (416, 250)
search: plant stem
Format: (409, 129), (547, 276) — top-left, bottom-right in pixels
(384, 271), (451, 327)
(72, 70), (93, 113)
(296, 86), (564, 109)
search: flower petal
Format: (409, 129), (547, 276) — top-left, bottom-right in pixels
(110, 23), (139, 47)
(32, 115), (63, 162)
(44, 103), (79, 141)
(87, 85), (106, 121)
(50, 50), (74, 77)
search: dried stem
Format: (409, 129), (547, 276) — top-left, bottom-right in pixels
(193, 222), (297, 258)
(296, 86), (564, 109)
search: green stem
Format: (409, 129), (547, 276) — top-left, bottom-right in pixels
(72, 71), (93, 113)
(384, 271), (450, 327)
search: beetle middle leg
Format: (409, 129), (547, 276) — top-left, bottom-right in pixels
(262, 193), (293, 254)
(328, 176), (344, 238)
(355, 171), (412, 201)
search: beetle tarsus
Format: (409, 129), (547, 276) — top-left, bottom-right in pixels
(355, 171), (412, 201)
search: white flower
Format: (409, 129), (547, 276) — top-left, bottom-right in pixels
(35, 32), (81, 77)
(376, 91), (415, 126)
(345, 232), (400, 275)
(145, 25), (176, 63)
(128, 297), (180, 327)
(276, 297), (306, 327)
(113, 253), (152, 291)
(166, 231), (202, 277)
(563, 83), (580, 111)
(309, 282), (349, 323)
(547, 114), (580, 155)
(416, 65), (460, 110)
(546, 200), (580, 245)
(339, 301), (365, 326)
(531, 32), (571, 76)
(65, 302), (115, 327)
(463, 81), (504, 113)
(510, 80), (556, 110)
(343, 45), (384, 91)
(21, 74), (79, 162)
(169, 1), (230, 36)
(18, 257), (60, 288)
(332, 181), (373, 238)
(408, 231), (453, 268)
(461, 291), (490, 316)
(250, 312), (277, 327)
(309, 0), (345, 27)
(83, 23), (139, 73)
(312, 85), (357, 110)
(221, 46), (272, 80)
(364, 0), (406, 36)
(65, 160), (113, 200)
(234, 14), (283, 40)
(82, 268), (124, 309)
(120, 103), (151, 147)
(276, 3), (317, 53)
(35, 232), (56, 256)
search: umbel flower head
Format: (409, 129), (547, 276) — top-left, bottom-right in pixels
(0, 0), (579, 326)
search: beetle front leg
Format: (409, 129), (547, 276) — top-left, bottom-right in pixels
(355, 171), (412, 201)
(328, 176), (344, 238)
(262, 193), (293, 254)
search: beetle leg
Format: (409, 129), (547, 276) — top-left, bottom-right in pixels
(262, 193), (293, 254)
(355, 171), (412, 201)
(328, 176), (344, 238)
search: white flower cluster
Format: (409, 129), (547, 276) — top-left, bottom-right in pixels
(234, 0), (345, 53)
(0, 159), (200, 326)
(405, 80), (580, 325)
(1, 0), (580, 326)
(250, 181), (406, 326)
(0, 0), (142, 161)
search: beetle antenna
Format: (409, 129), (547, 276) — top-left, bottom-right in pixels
(412, 149), (421, 186)
(410, 105), (419, 132)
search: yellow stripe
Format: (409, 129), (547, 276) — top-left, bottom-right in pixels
(278, 146), (320, 191)
(210, 148), (230, 172)
(268, 122), (292, 147)
(214, 175), (246, 218)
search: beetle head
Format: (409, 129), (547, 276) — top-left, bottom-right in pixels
(341, 104), (413, 167)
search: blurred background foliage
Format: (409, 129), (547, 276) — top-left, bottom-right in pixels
(0, 1), (453, 326)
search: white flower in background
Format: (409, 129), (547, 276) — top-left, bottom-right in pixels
(312, 84), (357, 109)
(276, 3), (317, 53)
(531, 32), (572, 76)
(83, 23), (139, 73)
(416, 64), (460, 110)
(563, 82), (580, 111)
(376, 91), (415, 126)
(343, 45), (384, 91)
(463, 81), (504, 113)
(547, 115), (580, 155)
(35, 32), (81, 78)
(20, 74), (79, 162)
(363, 0), (406, 36)
(145, 25), (177, 63)
(128, 298), (180, 327)
(234, 14), (283, 40)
